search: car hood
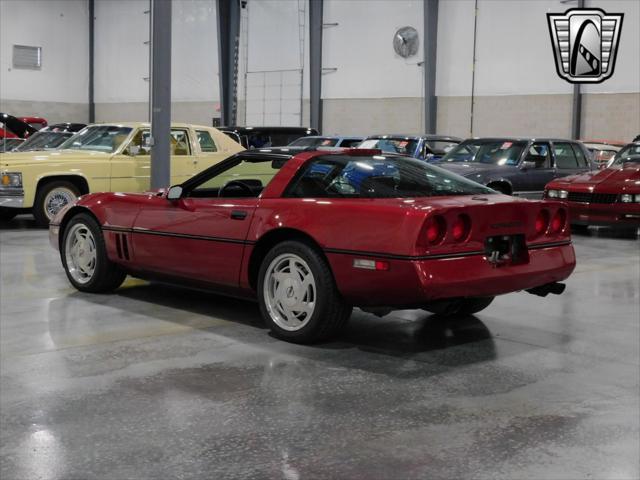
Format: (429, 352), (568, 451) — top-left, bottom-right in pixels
(550, 164), (640, 189)
(0, 149), (110, 168)
(433, 161), (512, 178)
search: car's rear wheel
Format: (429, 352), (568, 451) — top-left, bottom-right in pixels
(423, 296), (495, 316)
(34, 180), (80, 226)
(0, 207), (17, 222)
(61, 213), (126, 292)
(257, 240), (352, 343)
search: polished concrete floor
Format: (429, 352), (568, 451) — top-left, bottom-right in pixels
(1, 216), (638, 480)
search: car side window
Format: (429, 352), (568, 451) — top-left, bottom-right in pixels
(571, 144), (589, 167)
(187, 158), (282, 198)
(553, 142), (579, 168)
(527, 142), (551, 168)
(170, 129), (191, 156)
(196, 130), (217, 152)
(125, 129), (151, 156)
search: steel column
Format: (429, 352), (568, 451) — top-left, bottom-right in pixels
(216, 0), (241, 126)
(88, 0), (95, 123)
(571, 0), (585, 140)
(423, 0), (438, 134)
(309, 0), (323, 132)
(149, 0), (172, 189)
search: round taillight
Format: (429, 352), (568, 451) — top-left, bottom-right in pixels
(535, 210), (550, 235)
(426, 215), (446, 244)
(452, 214), (471, 242)
(551, 209), (567, 233)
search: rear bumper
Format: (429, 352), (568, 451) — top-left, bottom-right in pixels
(327, 243), (576, 307)
(567, 202), (640, 226)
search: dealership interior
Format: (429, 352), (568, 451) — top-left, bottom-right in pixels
(1, 0), (639, 479)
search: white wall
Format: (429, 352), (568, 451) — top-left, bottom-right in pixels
(583, 0), (640, 94)
(322, 0), (424, 99)
(171, 0), (219, 102)
(94, 0), (149, 104)
(238, 0), (308, 126)
(436, 0), (639, 97)
(0, 0), (89, 103)
(436, 0), (475, 97)
(95, 0), (219, 120)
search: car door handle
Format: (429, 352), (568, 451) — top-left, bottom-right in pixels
(230, 210), (248, 220)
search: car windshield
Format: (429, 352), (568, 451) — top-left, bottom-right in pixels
(287, 154), (494, 198)
(358, 138), (419, 156)
(15, 131), (73, 152)
(441, 140), (527, 165)
(0, 138), (24, 152)
(609, 144), (640, 167)
(60, 125), (133, 153)
(425, 140), (460, 155)
(289, 137), (339, 147)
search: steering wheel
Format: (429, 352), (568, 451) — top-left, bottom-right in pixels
(219, 180), (254, 197)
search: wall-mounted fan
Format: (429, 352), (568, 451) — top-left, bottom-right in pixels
(393, 26), (419, 58)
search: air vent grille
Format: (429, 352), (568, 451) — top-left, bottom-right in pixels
(13, 45), (42, 70)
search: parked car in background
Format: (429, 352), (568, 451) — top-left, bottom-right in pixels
(42, 123), (87, 133)
(218, 126), (319, 149)
(19, 116), (48, 131)
(581, 139), (625, 169)
(288, 135), (363, 148)
(50, 148), (574, 344)
(358, 135), (461, 161)
(0, 138), (25, 153)
(0, 113), (37, 139)
(544, 142), (640, 228)
(435, 138), (593, 198)
(0, 123), (243, 224)
(11, 130), (75, 152)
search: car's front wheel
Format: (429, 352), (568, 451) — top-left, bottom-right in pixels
(61, 213), (126, 293)
(34, 180), (80, 226)
(257, 241), (352, 343)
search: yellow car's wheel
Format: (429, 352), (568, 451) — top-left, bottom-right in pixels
(34, 180), (80, 227)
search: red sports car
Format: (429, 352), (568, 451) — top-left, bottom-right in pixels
(50, 148), (575, 343)
(544, 142), (640, 227)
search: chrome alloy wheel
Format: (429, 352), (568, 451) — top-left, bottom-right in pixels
(64, 223), (97, 284)
(44, 187), (77, 220)
(263, 253), (317, 331)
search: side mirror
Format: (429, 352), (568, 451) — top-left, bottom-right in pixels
(167, 185), (183, 201)
(521, 160), (536, 170)
(522, 155), (546, 169)
(127, 145), (140, 156)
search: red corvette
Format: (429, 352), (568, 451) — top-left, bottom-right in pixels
(50, 148), (575, 343)
(544, 142), (640, 227)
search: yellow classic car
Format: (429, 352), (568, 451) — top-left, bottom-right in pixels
(0, 122), (244, 225)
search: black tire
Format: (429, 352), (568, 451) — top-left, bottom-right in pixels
(423, 296), (495, 316)
(0, 207), (17, 222)
(487, 183), (511, 195)
(60, 212), (126, 293)
(570, 224), (589, 234)
(34, 180), (81, 227)
(257, 240), (352, 344)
